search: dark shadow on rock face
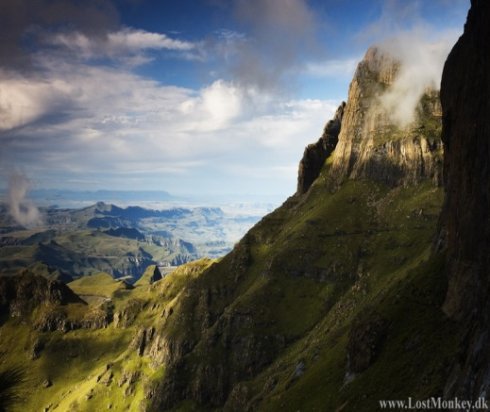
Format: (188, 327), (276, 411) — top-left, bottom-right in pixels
(438, 0), (490, 401)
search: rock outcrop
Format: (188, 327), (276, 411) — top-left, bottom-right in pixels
(328, 47), (443, 187)
(135, 265), (163, 286)
(0, 272), (84, 318)
(438, 0), (490, 400)
(113, 298), (145, 328)
(297, 102), (345, 194)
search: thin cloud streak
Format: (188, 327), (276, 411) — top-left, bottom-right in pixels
(48, 28), (196, 62)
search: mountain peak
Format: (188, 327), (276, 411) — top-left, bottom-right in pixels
(360, 46), (399, 85)
(296, 46), (443, 195)
(328, 46), (443, 188)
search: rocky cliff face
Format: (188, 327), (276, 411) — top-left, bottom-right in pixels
(297, 102), (345, 194)
(438, 0), (490, 400)
(326, 47), (443, 188)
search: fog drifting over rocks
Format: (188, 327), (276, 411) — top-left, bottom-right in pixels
(377, 30), (459, 127)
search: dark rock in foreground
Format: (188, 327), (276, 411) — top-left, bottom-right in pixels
(438, 0), (490, 400)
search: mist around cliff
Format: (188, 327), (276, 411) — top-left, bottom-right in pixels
(377, 29), (459, 127)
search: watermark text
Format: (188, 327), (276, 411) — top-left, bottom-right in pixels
(379, 397), (489, 410)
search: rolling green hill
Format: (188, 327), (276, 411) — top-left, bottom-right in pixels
(68, 272), (133, 299)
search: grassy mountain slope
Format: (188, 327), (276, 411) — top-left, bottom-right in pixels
(148, 175), (461, 411)
(135, 265), (163, 286)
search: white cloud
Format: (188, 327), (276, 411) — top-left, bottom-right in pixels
(344, 0), (467, 128)
(0, 0), (469, 200)
(179, 80), (243, 131)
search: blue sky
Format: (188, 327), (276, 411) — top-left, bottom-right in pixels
(0, 0), (469, 199)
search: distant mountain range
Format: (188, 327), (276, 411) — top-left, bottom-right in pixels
(30, 189), (173, 201)
(0, 201), (263, 281)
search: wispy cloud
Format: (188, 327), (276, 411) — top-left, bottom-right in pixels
(359, 0), (423, 41)
(356, 0), (468, 45)
(0, 69), (74, 130)
(0, 0), (469, 198)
